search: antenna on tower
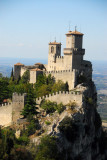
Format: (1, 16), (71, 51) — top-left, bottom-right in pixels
(60, 34), (61, 43)
(55, 37), (56, 42)
(69, 21), (71, 31)
(80, 25), (81, 32)
(75, 26), (77, 32)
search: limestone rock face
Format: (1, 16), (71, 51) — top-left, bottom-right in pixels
(31, 82), (107, 160)
(32, 82), (107, 160)
(52, 82), (107, 160)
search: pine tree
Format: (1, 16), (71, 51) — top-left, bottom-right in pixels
(21, 88), (38, 118)
(11, 68), (13, 77)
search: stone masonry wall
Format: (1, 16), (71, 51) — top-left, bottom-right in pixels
(0, 103), (12, 126)
(36, 91), (83, 106)
(45, 69), (77, 90)
(12, 93), (27, 123)
(0, 93), (27, 127)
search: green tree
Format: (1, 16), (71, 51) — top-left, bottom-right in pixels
(0, 73), (3, 78)
(35, 136), (60, 160)
(51, 80), (66, 93)
(40, 100), (57, 114)
(0, 128), (15, 160)
(11, 67), (14, 77)
(21, 88), (38, 118)
(0, 78), (9, 103)
(21, 70), (30, 84)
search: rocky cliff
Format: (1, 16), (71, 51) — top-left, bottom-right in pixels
(31, 81), (107, 160)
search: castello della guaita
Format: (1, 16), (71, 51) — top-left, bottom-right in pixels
(14, 29), (92, 90)
(0, 29), (92, 127)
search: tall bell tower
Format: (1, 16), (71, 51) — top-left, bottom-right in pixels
(63, 29), (85, 70)
(48, 41), (61, 71)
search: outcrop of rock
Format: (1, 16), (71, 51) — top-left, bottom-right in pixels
(32, 82), (107, 160)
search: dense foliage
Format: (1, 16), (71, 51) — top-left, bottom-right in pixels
(34, 135), (62, 160)
(21, 88), (38, 118)
(40, 100), (65, 114)
(0, 127), (64, 160)
(0, 72), (68, 104)
(0, 127), (33, 160)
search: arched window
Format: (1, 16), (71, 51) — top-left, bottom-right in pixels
(51, 46), (54, 53)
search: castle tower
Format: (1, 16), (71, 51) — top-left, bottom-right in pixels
(48, 41), (61, 71)
(63, 30), (85, 70)
(14, 63), (24, 80)
(12, 93), (27, 123)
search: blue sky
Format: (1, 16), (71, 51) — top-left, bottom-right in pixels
(0, 0), (107, 61)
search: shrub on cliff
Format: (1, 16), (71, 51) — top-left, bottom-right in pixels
(35, 135), (62, 160)
(40, 100), (65, 114)
(58, 116), (79, 142)
(40, 100), (57, 114)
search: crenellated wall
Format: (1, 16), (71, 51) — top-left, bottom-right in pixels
(36, 90), (83, 106)
(0, 93), (27, 127)
(45, 69), (78, 90)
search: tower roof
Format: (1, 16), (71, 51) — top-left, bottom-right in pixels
(49, 41), (61, 45)
(66, 30), (83, 36)
(14, 62), (24, 66)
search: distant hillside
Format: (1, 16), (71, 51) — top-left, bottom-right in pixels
(92, 60), (107, 121)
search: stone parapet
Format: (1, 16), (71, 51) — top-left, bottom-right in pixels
(36, 90), (83, 106)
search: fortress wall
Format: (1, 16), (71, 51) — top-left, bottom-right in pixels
(46, 69), (77, 90)
(36, 91), (83, 106)
(55, 56), (65, 70)
(64, 54), (73, 70)
(0, 103), (12, 126)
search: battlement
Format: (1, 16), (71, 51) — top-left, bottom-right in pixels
(36, 90), (81, 101)
(12, 92), (27, 97)
(45, 69), (73, 74)
(12, 92), (27, 103)
(36, 90), (83, 106)
(0, 103), (12, 107)
(56, 56), (64, 59)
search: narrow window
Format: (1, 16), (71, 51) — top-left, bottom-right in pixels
(51, 46), (54, 53)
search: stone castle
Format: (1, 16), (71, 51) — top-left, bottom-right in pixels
(14, 29), (92, 90)
(1, 29), (106, 160)
(0, 29), (92, 127)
